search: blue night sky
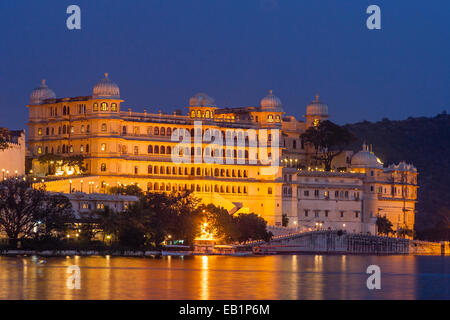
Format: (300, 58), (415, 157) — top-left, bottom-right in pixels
(0, 0), (449, 130)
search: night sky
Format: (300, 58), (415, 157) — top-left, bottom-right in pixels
(0, 0), (449, 130)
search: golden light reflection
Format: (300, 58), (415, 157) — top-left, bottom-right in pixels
(200, 256), (209, 300)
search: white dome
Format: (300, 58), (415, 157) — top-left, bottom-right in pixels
(30, 79), (56, 105)
(306, 93), (328, 116)
(92, 73), (120, 99)
(189, 93), (215, 107)
(351, 144), (383, 169)
(260, 90), (283, 111)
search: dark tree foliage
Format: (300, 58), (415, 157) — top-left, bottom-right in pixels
(301, 120), (356, 171)
(282, 214), (289, 227)
(38, 154), (86, 173)
(0, 179), (74, 243)
(202, 204), (240, 243)
(109, 185), (144, 197)
(345, 112), (450, 237)
(376, 216), (394, 236)
(235, 213), (273, 243)
(117, 191), (202, 247)
(0, 137), (8, 151)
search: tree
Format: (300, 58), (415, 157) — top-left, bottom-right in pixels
(109, 184), (144, 197)
(0, 137), (8, 151)
(202, 204), (239, 243)
(301, 120), (356, 171)
(117, 191), (202, 247)
(0, 179), (74, 245)
(376, 216), (393, 236)
(38, 154), (86, 174)
(235, 213), (273, 243)
(282, 214), (289, 227)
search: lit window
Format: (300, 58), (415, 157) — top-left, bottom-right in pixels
(93, 103), (98, 111)
(81, 125), (85, 133)
(313, 119), (320, 127)
(101, 143), (106, 151)
(37, 147), (42, 154)
(268, 115), (273, 122)
(111, 103), (117, 111)
(101, 163), (107, 172)
(101, 102), (108, 111)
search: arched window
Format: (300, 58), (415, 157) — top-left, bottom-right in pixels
(80, 145), (84, 153)
(154, 127), (159, 135)
(154, 146), (159, 154)
(85, 144), (89, 153)
(101, 163), (107, 172)
(62, 145), (66, 153)
(148, 145), (153, 154)
(147, 182), (153, 191)
(148, 165), (153, 174)
(86, 125), (90, 133)
(205, 110), (210, 118)
(190, 110), (196, 118)
(197, 168), (201, 176)
(111, 103), (117, 112)
(93, 103), (99, 111)
(276, 115), (280, 122)
(268, 114), (274, 122)
(166, 146), (171, 154)
(268, 187), (273, 194)
(160, 127), (165, 136)
(160, 146), (165, 154)
(101, 102), (108, 111)
(81, 125), (85, 133)
(122, 126), (127, 134)
(63, 125), (66, 134)
(101, 143), (106, 151)
(148, 127), (153, 135)
(166, 127), (172, 136)
(101, 123), (107, 131)
(63, 106), (67, 115)
(197, 110), (201, 118)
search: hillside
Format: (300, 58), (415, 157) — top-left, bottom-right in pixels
(344, 112), (450, 239)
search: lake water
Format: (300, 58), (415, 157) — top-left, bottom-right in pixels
(0, 255), (448, 300)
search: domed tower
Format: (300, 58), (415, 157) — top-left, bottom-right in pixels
(30, 79), (56, 105)
(91, 73), (122, 112)
(256, 90), (284, 125)
(304, 93), (329, 128)
(188, 93), (217, 120)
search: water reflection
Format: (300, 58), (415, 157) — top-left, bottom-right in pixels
(0, 255), (448, 300)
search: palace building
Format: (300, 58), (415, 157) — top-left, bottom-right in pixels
(26, 74), (417, 235)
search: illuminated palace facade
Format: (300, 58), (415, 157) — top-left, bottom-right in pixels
(27, 74), (417, 235)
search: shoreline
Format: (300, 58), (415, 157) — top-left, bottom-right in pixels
(0, 250), (447, 257)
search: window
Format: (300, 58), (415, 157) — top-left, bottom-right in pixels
(148, 145), (153, 154)
(80, 145), (84, 153)
(101, 102), (108, 111)
(101, 143), (106, 151)
(160, 127), (165, 136)
(275, 115), (280, 122)
(267, 114), (273, 122)
(304, 210), (309, 217)
(37, 147), (42, 154)
(93, 103), (98, 111)
(111, 103), (117, 111)
(190, 110), (195, 118)
(101, 123), (107, 132)
(314, 190), (319, 197)
(355, 211), (359, 218)
(304, 190), (309, 197)
(86, 125), (90, 133)
(85, 144), (89, 153)
(101, 163), (106, 172)
(134, 146), (139, 155)
(315, 211), (319, 218)
(340, 211), (344, 218)
(268, 187), (273, 194)
(38, 128), (42, 136)
(154, 127), (159, 135)
(134, 166), (138, 175)
(325, 210), (329, 217)
(81, 125), (85, 133)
